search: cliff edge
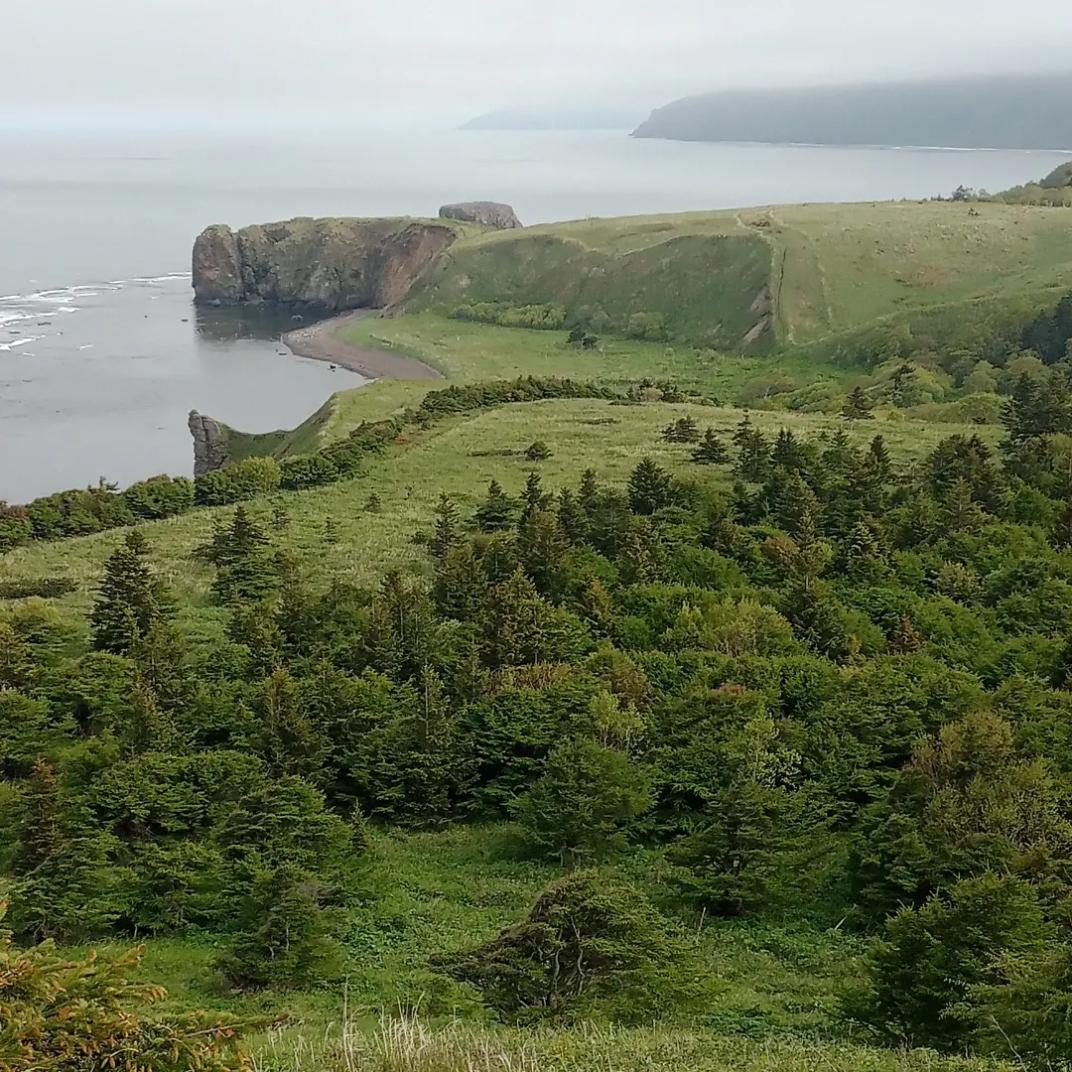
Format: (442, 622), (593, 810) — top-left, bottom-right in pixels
(192, 217), (457, 309)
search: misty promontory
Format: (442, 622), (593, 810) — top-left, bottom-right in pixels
(634, 73), (1072, 150)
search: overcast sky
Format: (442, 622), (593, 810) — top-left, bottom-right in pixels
(3, 0), (1070, 129)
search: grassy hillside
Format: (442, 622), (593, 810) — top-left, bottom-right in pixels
(3, 396), (989, 643)
(403, 201), (1072, 350)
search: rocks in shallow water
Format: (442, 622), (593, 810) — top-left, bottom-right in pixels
(438, 201), (523, 229)
(191, 217), (456, 309)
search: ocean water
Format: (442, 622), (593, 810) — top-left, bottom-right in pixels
(1, 127), (1068, 502)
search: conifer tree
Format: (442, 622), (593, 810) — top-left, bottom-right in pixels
(662, 416), (700, 443)
(628, 458), (673, 515)
(217, 863), (339, 989)
(521, 471), (547, 521)
(212, 506), (277, 604)
(256, 668), (324, 779)
(12, 759), (64, 876)
(842, 386), (874, 420)
(943, 479), (985, 533)
(525, 440), (552, 461)
(733, 416), (770, 481)
(518, 509), (572, 600)
(578, 468), (601, 515)
(868, 435), (892, 481)
(270, 497), (290, 532)
(475, 480), (514, 532)
(691, 428), (730, 465)
(430, 493), (461, 563)
(556, 488), (589, 544)
(90, 530), (170, 655)
(821, 427), (858, 476)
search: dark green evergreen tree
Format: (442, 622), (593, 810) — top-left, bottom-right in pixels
(628, 458), (673, 515)
(475, 480), (514, 532)
(733, 416), (770, 481)
(90, 530), (171, 655)
(217, 863), (339, 989)
(842, 386), (874, 420)
(691, 428), (730, 465)
(430, 493), (461, 563)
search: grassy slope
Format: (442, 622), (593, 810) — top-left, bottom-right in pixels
(405, 201), (1072, 347)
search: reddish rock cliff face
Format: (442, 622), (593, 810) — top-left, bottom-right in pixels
(191, 217), (456, 309)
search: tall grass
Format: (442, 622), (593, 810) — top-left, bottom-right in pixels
(253, 1010), (536, 1072)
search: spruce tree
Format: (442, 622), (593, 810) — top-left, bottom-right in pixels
(217, 863), (339, 989)
(868, 435), (892, 481)
(842, 386), (874, 420)
(578, 469), (601, 516)
(556, 488), (589, 544)
(475, 480), (514, 532)
(430, 493), (461, 562)
(521, 471), (546, 521)
(258, 667), (325, 779)
(212, 507), (276, 603)
(628, 458), (673, 515)
(691, 428), (730, 465)
(733, 416), (770, 481)
(12, 759), (64, 876)
(90, 530), (170, 655)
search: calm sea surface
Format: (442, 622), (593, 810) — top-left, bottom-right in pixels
(1, 127), (1068, 501)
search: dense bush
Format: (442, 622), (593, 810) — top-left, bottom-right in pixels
(431, 871), (703, 1022)
(451, 302), (567, 330)
(194, 457), (282, 506)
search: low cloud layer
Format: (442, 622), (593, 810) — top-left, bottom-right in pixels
(4, 0), (1070, 127)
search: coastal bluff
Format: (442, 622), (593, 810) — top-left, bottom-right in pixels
(191, 217), (457, 309)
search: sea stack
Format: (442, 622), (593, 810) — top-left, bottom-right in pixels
(438, 201), (523, 229)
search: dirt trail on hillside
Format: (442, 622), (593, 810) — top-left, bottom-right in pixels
(282, 310), (441, 380)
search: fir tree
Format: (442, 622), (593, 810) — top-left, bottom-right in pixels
(365, 492), (382, 513)
(628, 458), (673, 515)
(212, 507), (277, 604)
(943, 479), (985, 533)
(821, 427), (859, 476)
(521, 471), (547, 521)
(322, 517), (340, 545)
(12, 759), (64, 876)
(217, 863), (339, 989)
(90, 530), (170, 655)
(556, 488), (589, 544)
(868, 435), (892, 481)
(475, 480), (514, 532)
(733, 416), (770, 481)
(1051, 500), (1072, 550)
(662, 416), (701, 443)
(842, 386), (874, 420)
(691, 429), (730, 465)
(270, 497), (290, 532)
(578, 469), (601, 516)
(430, 493), (461, 563)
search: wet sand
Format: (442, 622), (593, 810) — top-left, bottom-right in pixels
(282, 310), (441, 380)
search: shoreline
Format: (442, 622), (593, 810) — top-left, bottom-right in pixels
(282, 309), (441, 381)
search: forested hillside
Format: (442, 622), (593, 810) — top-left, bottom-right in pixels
(5, 291), (1072, 1067)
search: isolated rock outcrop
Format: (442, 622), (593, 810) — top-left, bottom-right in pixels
(188, 410), (229, 475)
(192, 218), (456, 309)
(438, 201), (522, 229)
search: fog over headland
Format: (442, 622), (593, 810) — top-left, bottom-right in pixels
(3, 0), (1070, 130)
